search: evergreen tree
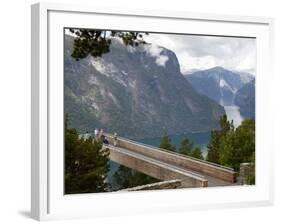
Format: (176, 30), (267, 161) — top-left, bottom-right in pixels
(69, 29), (148, 60)
(220, 114), (234, 134)
(217, 133), (235, 168)
(206, 131), (221, 163)
(190, 147), (204, 160)
(206, 114), (234, 164)
(232, 119), (255, 163)
(65, 114), (110, 194)
(179, 137), (193, 156)
(218, 119), (255, 171)
(206, 113), (255, 175)
(159, 132), (176, 152)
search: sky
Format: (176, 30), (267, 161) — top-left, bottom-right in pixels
(65, 29), (256, 75)
(143, 33), (256, 75)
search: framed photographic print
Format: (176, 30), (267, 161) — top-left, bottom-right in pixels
(31, 2), (274, 221)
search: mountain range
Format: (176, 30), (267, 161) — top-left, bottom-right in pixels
(185, 67), (254, 106)
(64, 35), (225, 139)
(234, 79), (255, 118)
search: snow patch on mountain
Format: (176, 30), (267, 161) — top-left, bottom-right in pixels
(121, 70), (128, 76)
(186, 66), (255, 106)
(219, 79), (236, 93)
(88, 75), (99, 85)
(81, 95), (100, 111)
(219, 79), (226, 88)
(128, 80), (136, 89)
(108, 92), (120, 108)
(91, 58), (118, 77)
(90, 58), (127, 87)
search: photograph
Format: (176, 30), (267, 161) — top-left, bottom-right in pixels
(64, 28), (256, 194)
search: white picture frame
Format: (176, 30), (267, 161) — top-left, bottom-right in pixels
(31, 2), (275, 221)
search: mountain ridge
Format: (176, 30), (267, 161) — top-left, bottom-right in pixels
(185, 66), (254, 106)
(234, 79), (255, 118)
(64, 35), (225, 139)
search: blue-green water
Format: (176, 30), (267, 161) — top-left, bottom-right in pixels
(107, 160), (121, 190)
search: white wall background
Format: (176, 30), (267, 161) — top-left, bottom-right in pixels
(0, 0), (280, 223)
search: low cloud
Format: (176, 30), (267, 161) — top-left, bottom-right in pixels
(145, 44), (169, 67)
(144, 34), (256, 75)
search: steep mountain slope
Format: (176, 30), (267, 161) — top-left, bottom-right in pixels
(64, 35), (225, 139)
(234, 80), (255, 118)
(185, 67), (254, 106)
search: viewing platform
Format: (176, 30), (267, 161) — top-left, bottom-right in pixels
(102, 133), (238, 189)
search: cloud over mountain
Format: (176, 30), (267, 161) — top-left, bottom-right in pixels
(144, 34), (256, 75)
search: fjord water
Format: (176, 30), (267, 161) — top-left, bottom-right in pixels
(224, 105), (244, 128)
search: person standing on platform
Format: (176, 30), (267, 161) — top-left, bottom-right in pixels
(94, 128), (99, 141)
(113, 132), (118, 147)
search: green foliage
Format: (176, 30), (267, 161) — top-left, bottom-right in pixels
(206, 114), (255, 175)
(179, 137), (204, 160)
(159, 132), (176, 152)
(245, 152), (255, 185)
(65, 114), (110, 194)
(190, 147), (204, 160)
(220, 114), (235, 133)
(232, 120), (255, 163)
(179, 137), (193, 156)
(161, 134), (204, 160)
(69, 29), (148, 60)
(112, 165), (159, 190)
(206, 131), (221, 163)
(218, 119), (255, 171)
(245, 174), (255, 185)
(206, 114), (234, 164)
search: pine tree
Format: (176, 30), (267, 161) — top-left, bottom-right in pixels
(206, 114), (255, 173)
(65, 114), (110, 194)
(218, 119), (255, 171)
(159, 132), (176, 152)
(206, 130), (221, 163)
(190, 147), (204, 160)
(206, 114), (234, 164)
(179, 137), (193, 156)
(220, 114), (234, 134)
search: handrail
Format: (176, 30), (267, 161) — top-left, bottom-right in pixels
(106, 144), (206, 179)
(103, 133), (234, 172)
